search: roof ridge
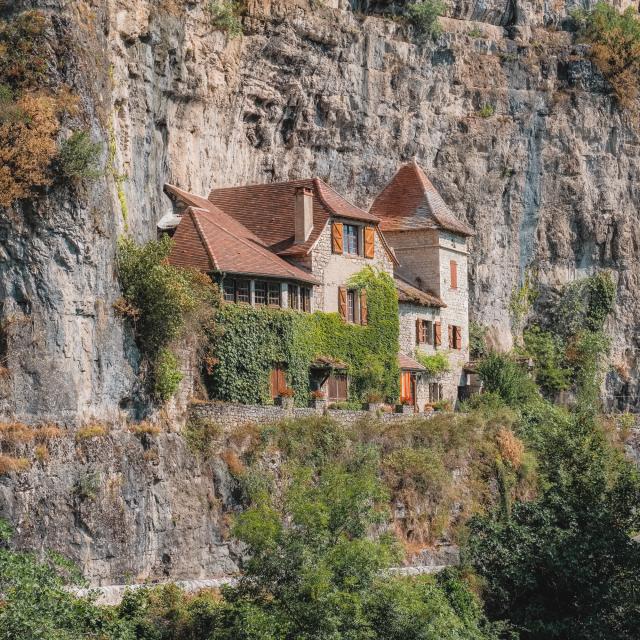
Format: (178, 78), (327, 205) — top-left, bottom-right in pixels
(314, 178), (376, 221)
(193, 207), (315, 281)
(188, 207), (218, 270)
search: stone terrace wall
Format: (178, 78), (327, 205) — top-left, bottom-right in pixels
(189, 401), (420, 428)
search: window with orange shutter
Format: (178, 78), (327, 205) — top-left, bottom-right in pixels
(332, 222), (344, 254)
(364, 227), (375, 258)
(450, 260), (458, 289)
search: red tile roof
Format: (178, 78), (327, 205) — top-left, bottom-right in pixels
(167, 201), (318, 284)
(395, 274), (446, 308)
(369, 159), (475, 236)
(398, 353), (426, 371)
(208, 178), (381, 258)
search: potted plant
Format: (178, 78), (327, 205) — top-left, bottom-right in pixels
(275, 387), (295, 410)
(396, 399), (414, 414)
(365, 391), (383, 412)
(310, 389), (327, 412)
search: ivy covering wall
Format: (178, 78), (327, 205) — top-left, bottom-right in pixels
(207, 267), (400, 405)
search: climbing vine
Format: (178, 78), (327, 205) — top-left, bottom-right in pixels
(207, 267), (400, 405)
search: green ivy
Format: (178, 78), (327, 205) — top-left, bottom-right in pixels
(207, 267), (400, 405)
(416, 351), (450, 376)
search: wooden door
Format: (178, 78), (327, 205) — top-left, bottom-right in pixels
(270, 365), (287, 399)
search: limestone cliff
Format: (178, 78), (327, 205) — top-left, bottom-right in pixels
(0, 0), (639, 584)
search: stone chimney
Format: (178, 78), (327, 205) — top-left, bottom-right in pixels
(294, 186), (314, 244)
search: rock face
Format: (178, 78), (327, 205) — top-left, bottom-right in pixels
(1, 0), (639, 583)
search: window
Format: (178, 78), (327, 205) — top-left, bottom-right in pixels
(289, 284), (299, 310)
(416, 319), (433, 345)
(223, 281), (235, 302)
(236, 280), (250, 304)
(344, 224), (359, 255)
(302, 287), (311, 313)
(222, 279), (249, 304)
(254, 281), (267, 306)
(429, 383), (443, 403)
(453, 325), (462, 350)
(347, 290), (356, 323)
(267, 282), (281, 307)
(450, 260), (458, 289)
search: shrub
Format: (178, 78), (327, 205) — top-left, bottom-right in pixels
(129, 421), (161, 436)
(523, 326), (572, 395)
(206, 0), (243, 38)
(58, 130), (102, 179)
(154, 348), (183, 401)
(75, 423), (108, 440)
(184, 416), (221, 457)
(477, 353), (539, 408)
(117, 236), (219, 402)
(407, 0), (445, 39)
(573, 3), (640, 107)
(416, 351), (450, 375)
(478, 104), (495, 118)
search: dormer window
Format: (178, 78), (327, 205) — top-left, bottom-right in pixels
(344, 224), (359, 255)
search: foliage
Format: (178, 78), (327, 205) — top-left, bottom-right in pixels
(416, 350), (450, 376)
(407, 0), (445, 39)
(467, 408), (640, 640)
(508, 271), (538, 330)
(469, 322), (488, 360)
(117, 236), (219, 401)
(477, 353), (539, 408)
(477, 104), (495, 118)
(0, 11), (82, 208)
(184, 416), (222, 458)
(0, 522), (131, 640)
(573, 2), (640, 107)
(208, 267), (399, 405)
(154, 348), (183, 401)
(58, 130), (103, 179)
(206, 1), (243, 38)
(522, 326), (571, 395)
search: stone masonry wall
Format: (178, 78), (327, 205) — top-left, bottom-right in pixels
(310, 222), (393, 312)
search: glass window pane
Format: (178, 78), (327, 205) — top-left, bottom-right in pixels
(223, 281), (235, 302)
(236, 280), (250, 304)
(289, 284), (299, 309)
(344, 224), (359, 255)
(255, 281), (266, 306)
(347, 290), (355, 323)
(268, 282), (281, 307)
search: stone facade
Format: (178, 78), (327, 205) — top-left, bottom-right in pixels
(301, 221), (394, 312)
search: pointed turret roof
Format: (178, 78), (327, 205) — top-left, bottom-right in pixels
(369, 159), (474, 236)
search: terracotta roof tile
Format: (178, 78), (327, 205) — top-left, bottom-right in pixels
(207, 178), (380, 258)
(395, 275), (446, 308)
(167, 204), (318, 284)
(370, 160), (475, 237)
(398, 353), (426, 371)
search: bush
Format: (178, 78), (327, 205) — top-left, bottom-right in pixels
(416, 351), (450, 375)
(117, 236), (219, 402)
(58, 130), (103, 179)
(407, 0), (445, 39)
(573, 3), (640, 107)
(477, 353), (539, 408)
(523, 326), (572, 395)
(206, 1), (243, 38)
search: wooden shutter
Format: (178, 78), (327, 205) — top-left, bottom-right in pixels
(450, 260), (458, 289)
(434, 322), (441, 347)
(360, 289), (368, 325)
(415, 318), (422, 344)
(454, 326), (462, 350)
(338, 286), (347, 320)
(448, 325), (453, 348)
(332, 222), (343, 254)
(364, 226), (375, 258)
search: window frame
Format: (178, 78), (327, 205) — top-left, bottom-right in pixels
(254, 281), (267, 306)
(302, 287), (311, 313)
(346, 289), (356, 323)
(289, 284), (299, 310)
(236, 279), (250, 304)
(343, 224), (359, 256)
(267, 282), (282, 307)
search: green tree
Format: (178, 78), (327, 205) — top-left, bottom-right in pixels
(477, 353), (539, 408)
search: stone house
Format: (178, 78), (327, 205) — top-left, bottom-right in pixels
(370, 160), (475, 409)
(160, 160), (473, 408)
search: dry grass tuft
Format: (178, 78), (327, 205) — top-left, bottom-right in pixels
(34, 424), (63, 442)
(0, 454), (30, 474)
(130, 421), (162, 436)
(496, 428), (524, 468)
(76, 423), (108, 440)
(0, 421), (34, 444)
(35, 444), (48, 462)
(221, 450), (245, 477)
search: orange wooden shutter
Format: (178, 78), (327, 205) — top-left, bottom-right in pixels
(415, 318), (421, 344)
(364, 226), (375, 258)
(454, 326), (462, 350)
(360, 289), (368, 325)
(450, 260), (458, 289)
(434, 322), (441, 347)
(338, 286), (347, 319)
(332, 222), (343, 254)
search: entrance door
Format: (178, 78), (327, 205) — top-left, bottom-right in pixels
(270, 364), (287, 399)
(400, 371), (415, 406)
